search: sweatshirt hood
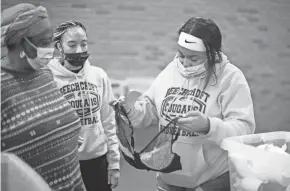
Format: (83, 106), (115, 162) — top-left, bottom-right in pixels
(48, 58), (91, 79)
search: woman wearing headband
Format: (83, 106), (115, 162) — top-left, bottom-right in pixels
(117, 17), (255, 191)
(48, 20), (120, 191)
(1, 4), (85, 191)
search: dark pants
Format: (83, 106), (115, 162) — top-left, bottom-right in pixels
(79, 155), (111, 191)
(157, 172), (230, 191)
(199, 172), (230, 191)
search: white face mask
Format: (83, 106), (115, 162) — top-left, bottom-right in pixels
(23, 38), (54, 70)
(176, 56), (207, 78)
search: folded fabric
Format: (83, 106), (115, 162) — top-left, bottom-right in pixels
(1, 3), (50, 47)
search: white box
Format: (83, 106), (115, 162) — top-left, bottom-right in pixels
(221, 132), (290, 191)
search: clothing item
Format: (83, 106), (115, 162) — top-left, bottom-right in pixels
(156, 171), (230, 191)
(48, 59), (120, 170)
(112, 102), (182, 173)
(1, 65), (86, 191)
(127, 53), (255, 188)
(176, 56), (207, 78)
(79, 155), (111, 191)
(22, 38), (54, 70)
(63, 51), (90, 67)
(1, 3), (50, 47)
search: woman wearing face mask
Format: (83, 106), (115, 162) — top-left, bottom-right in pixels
(1, 4), (86, 191)
(116, 17), (255, 191)
(48, 20), (120, 191)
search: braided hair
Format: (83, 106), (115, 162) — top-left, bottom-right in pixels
(53, 20), (87, 50)
(178, 17), (222, 89)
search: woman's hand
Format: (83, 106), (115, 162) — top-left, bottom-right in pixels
(78, 136), (84, 148)
(108, 169), (120, 189)
(177, 111), (210, 134)
(110, 90), (142, 113)
(110, 96), (131, 111)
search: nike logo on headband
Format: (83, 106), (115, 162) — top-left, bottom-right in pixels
(185, 39), (196, 43)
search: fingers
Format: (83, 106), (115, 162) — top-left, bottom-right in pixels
(78, 136), (84, 147)
(176, 115), (198, 133)
(177, 115), (199, 127)
(108, 171), (111, 185)
(110, 177), (119, 188)
(118, 96), (126, 102)
(109, 100), (115, 106)
(177, 110), (201, 124)
(177, 117), (194, 124)
(109, 96), (126, 106)
(109, 100), (118, 106)
(176, 124), (192, 133)
(181, 110), (200, 118)
(108, 172), (119, 189)
(79, 136), (84, 141)
(115, 96), (126, 105)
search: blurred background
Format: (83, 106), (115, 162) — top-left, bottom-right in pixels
(2, 0), (290, 190)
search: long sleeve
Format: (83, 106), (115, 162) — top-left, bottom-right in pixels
(127, 81), (159, 129)
(100, 74), (120, 170)
(205, 70), (256, 145)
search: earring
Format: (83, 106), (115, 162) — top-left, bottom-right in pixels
(20, 51), (26, 58)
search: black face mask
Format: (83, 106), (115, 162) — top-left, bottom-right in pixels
(64, 51), (90, 67)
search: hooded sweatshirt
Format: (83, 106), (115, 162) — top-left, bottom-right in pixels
(48, 59), (120, 170)
(127, 53), (255, 188)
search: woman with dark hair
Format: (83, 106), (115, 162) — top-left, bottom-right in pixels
(48, 20), (120, 191)
(116, 17), (255, 191)
(1, 4), (85, 191)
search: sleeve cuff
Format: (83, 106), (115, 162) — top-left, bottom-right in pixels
(204, 117), (219, 137)
(107, 163), (120, 170)
(106, 151), (120, 170)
